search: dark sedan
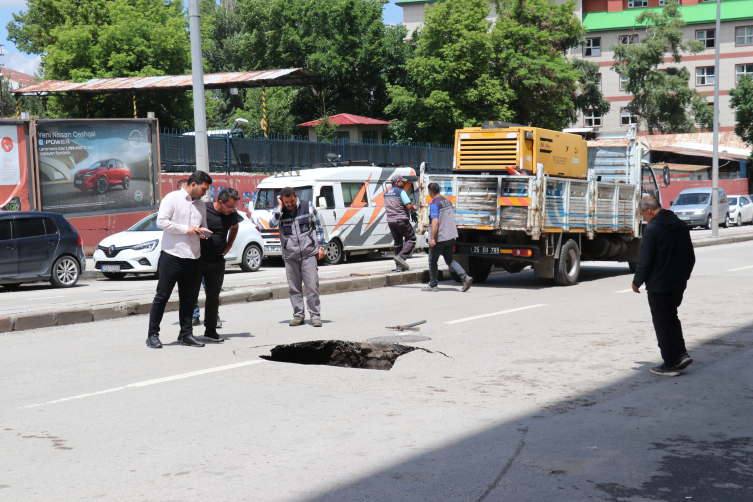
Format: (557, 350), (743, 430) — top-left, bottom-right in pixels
(0, 211), (86, 289)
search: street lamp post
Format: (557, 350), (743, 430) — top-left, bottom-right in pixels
(711, 0), (721, 237)
(188, 0), (209, 172)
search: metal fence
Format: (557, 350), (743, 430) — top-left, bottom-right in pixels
(159, 131), (454, 174)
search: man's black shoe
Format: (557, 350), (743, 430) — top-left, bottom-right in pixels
(146, 334), (163, 349)
(650, 362), (681, 377)
(178, 334), (205, 347)
(203, 333), (224, 343)
(675, 353), (693, 370)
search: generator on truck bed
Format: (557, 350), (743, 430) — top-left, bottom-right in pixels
(418, 123), (663, 285)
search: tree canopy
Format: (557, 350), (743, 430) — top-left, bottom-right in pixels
(729, 75), (753, 161)
(611, 2), (712, 134)
(7, 0), (194, 127)
(386, 0), (602, 144)
(240, 0), (411, 133)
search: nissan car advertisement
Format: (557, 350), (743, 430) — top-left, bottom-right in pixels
(37, 120), (157, 215)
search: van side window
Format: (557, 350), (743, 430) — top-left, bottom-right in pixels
(43, 218), (59, 235)
(318, 186), (336, 209)
(0, 220), (11, 240)
(17, 218), (47, 238)
(341, 183), (368, 207)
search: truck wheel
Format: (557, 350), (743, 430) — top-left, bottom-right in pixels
(553, 239), (580, 286)
(628, 261), (638, 273)
(468, 257), (492, 283)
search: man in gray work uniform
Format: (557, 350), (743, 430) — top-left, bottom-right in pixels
(269, 186), (327, 327)
(384, 174), (417, 271)
(422, 182), (473, 292)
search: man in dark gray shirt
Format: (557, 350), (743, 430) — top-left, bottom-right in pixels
(196, 187), (240, 342)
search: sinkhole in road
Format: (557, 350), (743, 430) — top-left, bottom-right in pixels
(261, 340), (417, 370)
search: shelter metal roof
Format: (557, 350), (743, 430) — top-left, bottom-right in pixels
(11, 68), (316, 96)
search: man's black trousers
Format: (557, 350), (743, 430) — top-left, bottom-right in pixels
(647, 290), (687, 365)
(388, 220), (416, 260)
(148, 252), (200, 339)
(197, 257), (225, 336)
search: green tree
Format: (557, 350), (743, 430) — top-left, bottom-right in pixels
(7, 0), (193, 128)
(570, 59), (611, 125)
(386, 0), (601, 143)
(385, 0), (513, 144)
(315, 116), (337, 143)
(240, 0), (411, 128)
(611, 1), (712, 134)
(492, 0), (587, 130)
(729, 75), (753, 162)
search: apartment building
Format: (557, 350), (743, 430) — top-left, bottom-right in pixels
(396, 0), (753, 133)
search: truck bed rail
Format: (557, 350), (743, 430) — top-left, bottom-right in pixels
(419, 172), (640, 240)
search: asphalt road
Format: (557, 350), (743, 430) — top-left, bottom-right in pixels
(2, 240), (752, 500)
(40, 179), (154, 214)
(0, 253), (436, 316)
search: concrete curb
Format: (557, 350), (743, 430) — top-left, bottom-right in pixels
(692, 233), (753, 248)
(1, 268), (447, 334)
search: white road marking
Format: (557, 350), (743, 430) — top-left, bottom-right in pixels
(444, 304), (546, 325)
(616, 287), (641, 293)
(727, 265), (753, 272)
(19, 360), (265, 409)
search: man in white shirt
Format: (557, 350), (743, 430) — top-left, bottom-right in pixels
(147, 171), (213, 349)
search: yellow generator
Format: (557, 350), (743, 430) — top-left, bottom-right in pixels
(453, 122), (588, 179)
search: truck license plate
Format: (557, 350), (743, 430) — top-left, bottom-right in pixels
(265, 246), (281, 252)
(102, 265), (121, 272)
(472, 246), (500, 255)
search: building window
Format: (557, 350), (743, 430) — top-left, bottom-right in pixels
(628, 0), (647, 7)
(583, 38), (601, 57)
(659, 0), (665, 4)
(362, 131), (378, 141)
(736, 64), (753, 83)
(696, 66), (715, 86)
(335, 131), (350, 142)
(621, 108), (639, 126)
(619, 34), (639, 45)
(597, 73), (602, 92)
(737, 26), (753, 46)
(619, 74), (629, 91)
(696, 29), (715, 49)
(584, 110), (602, 128)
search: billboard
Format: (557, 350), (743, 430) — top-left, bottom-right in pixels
(36, 120), (158, 215)
(0, 122), (32, 211)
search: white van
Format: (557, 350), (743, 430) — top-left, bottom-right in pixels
(251, 166), (423, 264)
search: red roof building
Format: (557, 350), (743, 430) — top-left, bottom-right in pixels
(297, 113), (392, 142)
(1, 67), (35, 89)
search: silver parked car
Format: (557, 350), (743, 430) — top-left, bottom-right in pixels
(669, 187), (730, 229)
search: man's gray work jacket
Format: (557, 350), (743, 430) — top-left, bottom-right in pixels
(430, 195), (459, 242)
(270, 199), (326, 261)
(384, 186), (410, 223)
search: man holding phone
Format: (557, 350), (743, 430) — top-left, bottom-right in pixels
(195, 187), (240, 342)
(146, 170), (213, 349)
(269, 186), (327, 327)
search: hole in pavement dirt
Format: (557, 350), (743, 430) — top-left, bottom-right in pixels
(260, 340), (417, 370)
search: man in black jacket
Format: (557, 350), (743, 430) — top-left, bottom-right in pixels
(632, 195), (696, 376)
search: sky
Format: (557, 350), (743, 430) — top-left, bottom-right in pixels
(0, 0), (405, 78)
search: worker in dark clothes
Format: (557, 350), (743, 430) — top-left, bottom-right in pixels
(384, 174), (417, 271)
(632, 195), (696, 376)
(195, 187), (240, 343)
(422, 182), (473, 292)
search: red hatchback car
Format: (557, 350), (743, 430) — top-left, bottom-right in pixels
(74, 159), (130, 194)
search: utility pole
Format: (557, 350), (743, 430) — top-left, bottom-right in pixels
(188, 0), (209, 172)
(711, 0), (721, 238)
